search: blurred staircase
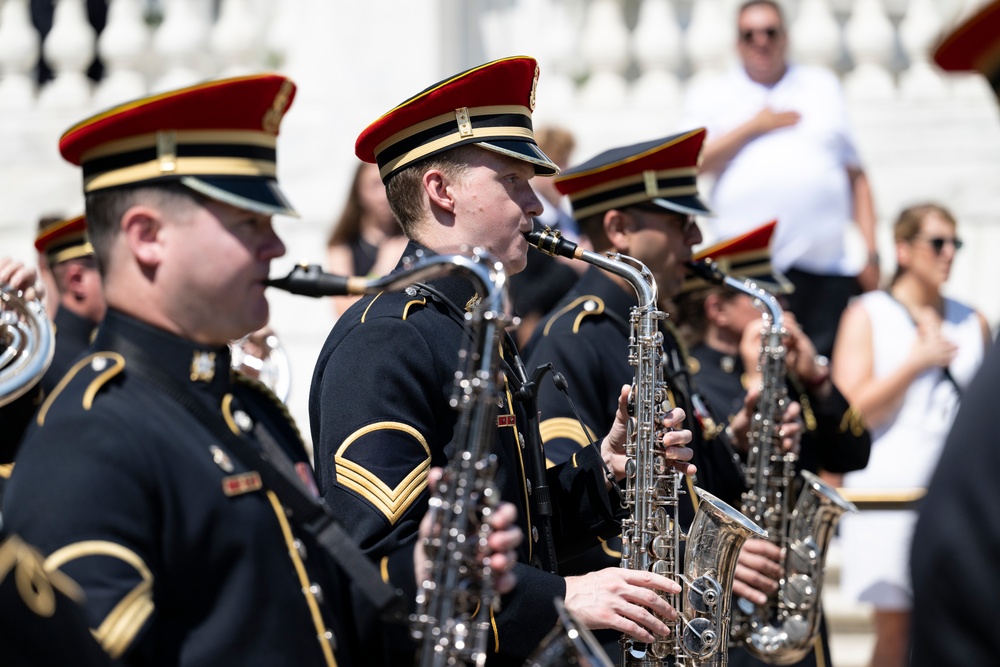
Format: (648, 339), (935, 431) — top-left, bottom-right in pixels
(823, 539), (876, 667)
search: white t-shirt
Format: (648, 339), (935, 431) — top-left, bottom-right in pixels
(680, 64), (863, 275)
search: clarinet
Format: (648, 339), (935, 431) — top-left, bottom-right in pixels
(527, 225), (766, 667)
(686, 258), (857, 665)
(268, 249), (510, 667)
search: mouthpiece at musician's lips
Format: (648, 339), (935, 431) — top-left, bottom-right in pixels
(523, 220), (582, 260)
(264, 264), (357, 297)
(684, 258), (724, 284)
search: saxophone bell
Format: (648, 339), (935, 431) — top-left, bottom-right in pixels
(526, 225), (761, 667)
(687, 257), (858, 664)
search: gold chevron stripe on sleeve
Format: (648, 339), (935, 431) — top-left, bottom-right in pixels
(539, 417), (595, 448)
(335, 422), (431, 524)
(44, 540), (154, 659)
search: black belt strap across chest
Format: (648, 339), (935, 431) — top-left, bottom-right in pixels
(102, 332), (406, 622)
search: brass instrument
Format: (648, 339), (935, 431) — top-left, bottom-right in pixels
(229, 328), (291, 402)
(526, 598), (614, 667)
(0, 285), (54, 407)
(267, 250), (509, 667)
(687, 259), (857, 665)
(528, 225), (766, 667)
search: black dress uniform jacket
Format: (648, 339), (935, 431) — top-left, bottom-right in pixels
(1, 306), (99, 500)
(4, 309), (391, 667)
(526, 267), (746, 522)
(910, 341), (1000, 666)
(0, 532), (113, 666)
(43, 306), (99, 395)
(525, 267), (747, 660)
(309, 241), (625, 666)
(687, 342), (870, 667)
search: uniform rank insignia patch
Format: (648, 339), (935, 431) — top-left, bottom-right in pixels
(222, 471), (263, 497)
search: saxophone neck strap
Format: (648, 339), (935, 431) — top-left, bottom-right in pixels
(100, 330), (407, 622)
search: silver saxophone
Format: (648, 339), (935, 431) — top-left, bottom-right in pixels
(267, 249), (509, 667)
(527, 225), (766, 667)
(686, 259), (857, 665)
(0, 284), (54, 407)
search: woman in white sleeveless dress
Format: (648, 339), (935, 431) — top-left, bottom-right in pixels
(831, 203), (991, 667)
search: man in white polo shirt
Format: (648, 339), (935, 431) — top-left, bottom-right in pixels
(679, 0), (878, 359)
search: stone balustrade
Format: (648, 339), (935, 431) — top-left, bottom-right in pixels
(1, 0), (998, 434)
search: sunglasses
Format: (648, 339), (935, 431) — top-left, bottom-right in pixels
(915, 236), (964, 254)
(740, 26), (782, 43)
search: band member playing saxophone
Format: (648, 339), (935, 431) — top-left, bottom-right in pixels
(525, 132), (805, 664)
(3, 75), (522, 667)
(309, 57), (697, 667)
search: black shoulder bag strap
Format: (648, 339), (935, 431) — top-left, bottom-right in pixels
(102, 332), (407, 623)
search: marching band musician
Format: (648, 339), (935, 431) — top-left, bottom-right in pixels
(1, 220), (105, 502)
(2, 75), (522, 667)
(33, 214), (107, 395)
(673, 221), (872, 667)
(523, 133), (805, 662)
(308, 56), (697, 666)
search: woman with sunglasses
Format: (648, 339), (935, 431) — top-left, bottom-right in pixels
(830, 202), (990, 667)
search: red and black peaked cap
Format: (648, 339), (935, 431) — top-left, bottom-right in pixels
(934, 0), (1000, 98)
(59, 74), (298, 217)
(34, 215), (92, 265)
(554, 129), (712, 220)
(682, 220), (794, 295)
(355, 56), (559, 184)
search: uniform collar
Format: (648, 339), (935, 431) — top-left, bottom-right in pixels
(94, 309), (233, 400)
(394, 239), (482, 316)
(53, 307), (99, 345)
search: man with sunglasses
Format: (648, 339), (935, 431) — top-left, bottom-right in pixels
(680, 0), (878, 361)
(524, 132), (805, 662)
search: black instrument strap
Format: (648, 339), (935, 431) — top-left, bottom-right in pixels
(101, 332), (406, 622)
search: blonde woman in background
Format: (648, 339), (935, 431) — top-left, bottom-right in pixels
(325, 161), (407, 317)
(832, 203), (990, 667)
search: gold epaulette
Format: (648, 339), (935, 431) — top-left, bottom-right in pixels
(360, 291), (428, 323)
(542, 296), (605, 336)
(37, 352), (126, 426)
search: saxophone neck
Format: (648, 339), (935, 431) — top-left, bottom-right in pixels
(525, 223), (658, 310)
(266, 249), (510, 321)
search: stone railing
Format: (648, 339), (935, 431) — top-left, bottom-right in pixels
(2, 0), (998, 433)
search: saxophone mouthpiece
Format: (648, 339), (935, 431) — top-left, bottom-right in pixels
(524, 221), (581, 260)
(265, 263), (357, 297)
(685, 258), (724, 284)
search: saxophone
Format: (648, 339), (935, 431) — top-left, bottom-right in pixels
(267, 249), (510, 667)
(527, 225), (766, 667)
(0, 284), (54, 407)
(686, 259), (857, 665)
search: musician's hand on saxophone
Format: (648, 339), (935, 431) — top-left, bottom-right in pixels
(562, 567), (681, 643)
(413, 467), (524, 596)
(731, 538), (784, 605)
(600, 384), (697, 485)
(728, 386), (804, 456)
